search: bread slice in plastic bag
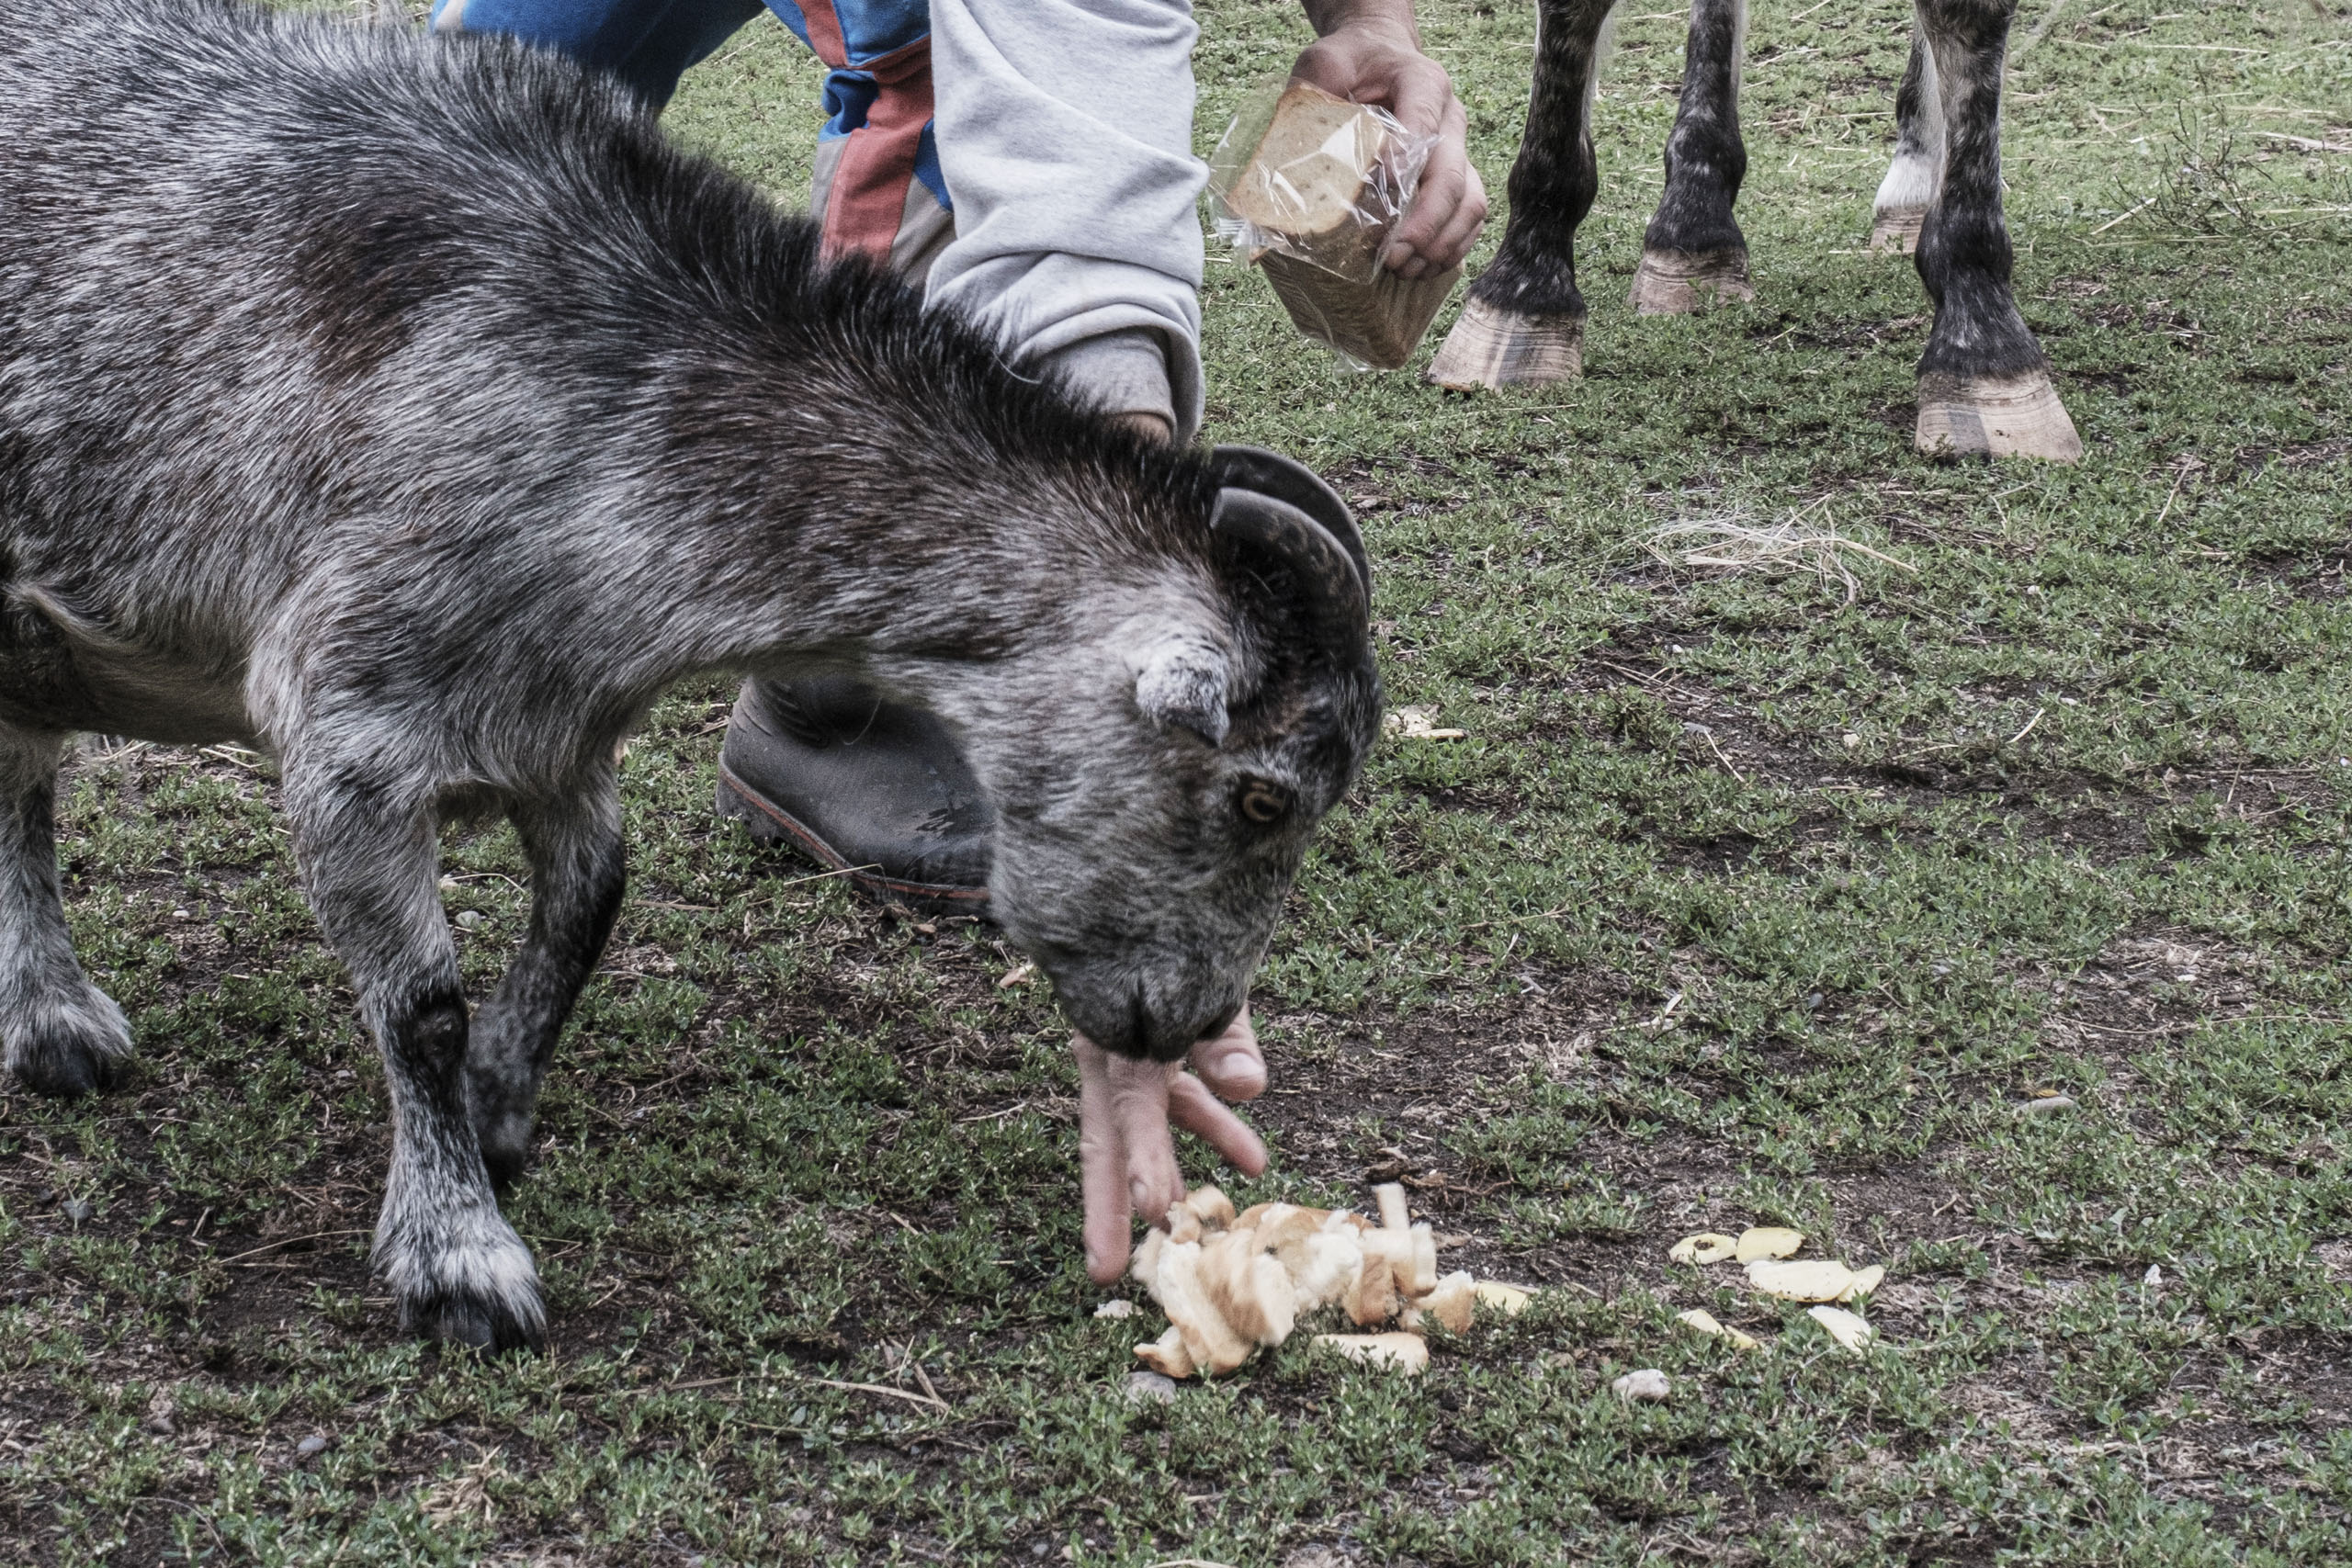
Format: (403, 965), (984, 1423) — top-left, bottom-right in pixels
(1208, 78), (1461, 370)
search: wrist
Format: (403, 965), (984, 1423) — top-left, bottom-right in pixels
(1301, 0), (1421, 47)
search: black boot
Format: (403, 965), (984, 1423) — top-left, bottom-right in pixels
(716, 677), (992, 915)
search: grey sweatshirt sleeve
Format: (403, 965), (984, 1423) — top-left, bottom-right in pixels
(923, 0), (1208, 442)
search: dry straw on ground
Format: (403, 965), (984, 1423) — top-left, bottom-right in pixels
(1641, 501), (1917, 604)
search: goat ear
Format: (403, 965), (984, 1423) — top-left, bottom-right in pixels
(1134, 642), (1232, 747)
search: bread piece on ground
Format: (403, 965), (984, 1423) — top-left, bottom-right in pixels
(1313, 1331), (1430, 1374)
(1134, 1323), (1196, 1378)
(1147, 1239), (1257, 1374)
(1167, 1186), (1237, 1245)
(1197, 1225), (1296, 1348)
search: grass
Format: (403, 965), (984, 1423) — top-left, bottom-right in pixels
(6, 0), (2352, 1562)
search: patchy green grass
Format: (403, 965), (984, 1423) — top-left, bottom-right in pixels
(7, 0), (2352, 1562)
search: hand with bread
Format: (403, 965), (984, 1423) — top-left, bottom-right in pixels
(1291, 0), (1488, 279)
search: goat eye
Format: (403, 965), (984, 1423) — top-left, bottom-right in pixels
(1238, 780), (1290, 824)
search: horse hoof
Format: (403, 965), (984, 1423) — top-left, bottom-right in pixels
(1627, 248), (1754, 314)
(1915, 369), (2084, 463)
(1424, 297), (1583, 389)
(1869, 207), (1925, 254)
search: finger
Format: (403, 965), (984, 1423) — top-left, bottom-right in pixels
(1105, 1055), (1187, 1241)
(1170, 1071), (1271, 1178)
(1427, 163), (1490, 271)
(1388, 152), (1466, 275)
(1190, 1005), (1266, 1102)
(1074, 1038), (1138, 1284)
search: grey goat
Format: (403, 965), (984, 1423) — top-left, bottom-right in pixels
(0, 0), (1380, 1350)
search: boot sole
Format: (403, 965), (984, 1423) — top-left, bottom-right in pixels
(717, 762), (991, 918)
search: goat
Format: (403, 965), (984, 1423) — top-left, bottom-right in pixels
(1427, 0), (2083, 463)
(0, 0), (1381, 1350)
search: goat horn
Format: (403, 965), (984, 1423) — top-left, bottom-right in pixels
(1208, 487), (1369, 652)
(1204, 446), (1370, 601)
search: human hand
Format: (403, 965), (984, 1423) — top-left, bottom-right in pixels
(1288, 12), (1487, 277)
(1076, 1006), (1269, 1284)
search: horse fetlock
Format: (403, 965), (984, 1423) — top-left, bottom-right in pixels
(4, 981), (132, 1098)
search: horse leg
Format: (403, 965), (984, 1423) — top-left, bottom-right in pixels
(1628, 0), (1754, 313)
(1910, 0), (2081, 461)
(1426, 0), (1619, 389)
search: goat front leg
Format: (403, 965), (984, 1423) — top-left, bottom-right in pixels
(1, 725), (134, 1097)
(1870, 29), (1942, 254)
(1427, 0), (1618, 389)
(1910, 0), (2081, 461)
(1629, 0), (1754, 313)
(288, 765), (543, 1352)
(467, 785), (626, 1193)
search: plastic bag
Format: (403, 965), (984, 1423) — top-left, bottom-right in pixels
(1205, 77), (1458, 369)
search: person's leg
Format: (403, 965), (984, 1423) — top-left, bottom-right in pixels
(430, 0), (763, 110)
(765, 0), (957, 280)
(922, 0), (1204, 442)
(716, 0), (990, 913)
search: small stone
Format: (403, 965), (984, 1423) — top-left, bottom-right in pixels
(454, 909), (483, 931)
(1611, 1368), (1670, 1402)
(171, 908), (190, 919)
(60, 1198), (93, 1224)
(143, 1416), (175, 1436)
(1123, 1371), (1178, 1405)
(295, 1434), (328, 1461)
(1842, 732), (1860, 748)
(2143, 1264), (2163, 1287)
(2018, 1094), (2075, 1115)
(1092, 1298), (1136, 1319)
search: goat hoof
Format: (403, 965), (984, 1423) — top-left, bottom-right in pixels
(1915, 369), (2084, 463)
(1628, 248), (1755, 315)
(1425, 298), (1583, 389)
(6, 987), (133, 1099)
(1869, 207), (1925, 254)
